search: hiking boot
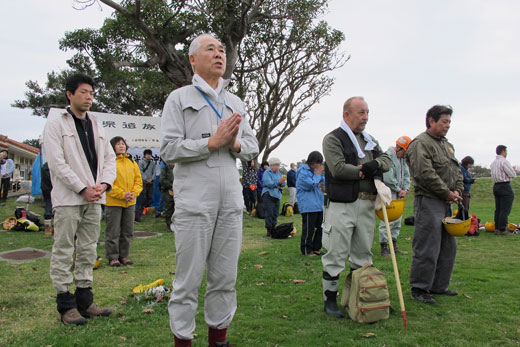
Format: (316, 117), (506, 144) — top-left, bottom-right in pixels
(380, 243), (390, 258)
(411, 288), (435, 305)
(79, 303), (112, 318)
(501, 230), (513, 236)
(323, 290), (344, 318)
(61, 308), (87, 326)
(266, 227), (272, 237)
(430, 289), (458, 296)
(392, 239), (408, 255)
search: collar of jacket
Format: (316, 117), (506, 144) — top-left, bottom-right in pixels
(192, 73), (230, 98)
(425, 129), (445, 141)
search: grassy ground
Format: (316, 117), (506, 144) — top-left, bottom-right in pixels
(0, 177), (519, 346)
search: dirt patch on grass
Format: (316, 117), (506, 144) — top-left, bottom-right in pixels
(134, 232), (161, 238)
(0, 248), (50, 263)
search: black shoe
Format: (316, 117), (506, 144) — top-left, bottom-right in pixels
(430, 289), (458, 296)
(215, 341), (236, 347)
(323, 291), (344, 318)
(392, 239), (408, 255)
(411, 288), (435, 304)
(324, 300), (345, 318)
(380, 243), (390, 258)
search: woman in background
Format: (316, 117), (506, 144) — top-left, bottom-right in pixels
(105, 136), (142, 267)
(296, 151), (325, 256)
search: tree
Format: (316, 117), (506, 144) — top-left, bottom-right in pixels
(13, 0), (346, 160)
(470, 165), (491, 178)
(22, 139), (41, 149)
(234, 1), (345, 161)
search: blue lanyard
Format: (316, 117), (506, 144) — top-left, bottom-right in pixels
(194, 86), (225, 119)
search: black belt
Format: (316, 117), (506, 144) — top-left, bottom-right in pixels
(494, 181), (510, 185)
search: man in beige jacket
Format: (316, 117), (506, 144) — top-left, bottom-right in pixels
(43, 73), (116, 325)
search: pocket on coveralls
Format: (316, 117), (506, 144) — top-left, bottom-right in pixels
(322, 223), (332, 251)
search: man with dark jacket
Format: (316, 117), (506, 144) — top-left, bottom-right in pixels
(135, 149), (156, 221)
(406, 105), (463, 305)
(321, 96), (392, 318)
(287, 163), (297, 206)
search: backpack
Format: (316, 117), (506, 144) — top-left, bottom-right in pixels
(293, 202), (300, 214)
(256, 202), (265, 219)
(466, 214), (480, 236)
(270, 222), (294, 239)
(340, 264), (391, 323)
(281, 202), (294, 217)
(14, 207), (41, 227)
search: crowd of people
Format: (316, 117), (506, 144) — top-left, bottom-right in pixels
(12, 32), (512, 347)
(241, 99), (517, 314)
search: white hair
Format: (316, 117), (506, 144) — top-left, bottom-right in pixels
(188, 33), (219, 56)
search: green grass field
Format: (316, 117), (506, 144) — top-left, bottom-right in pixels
(0, 177), (519, 346)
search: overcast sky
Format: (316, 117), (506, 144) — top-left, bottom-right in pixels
(1, 0), (519, 167)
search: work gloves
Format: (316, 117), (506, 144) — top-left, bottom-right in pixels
(374, 179), (392, 210)
(361, 160), (380, 179)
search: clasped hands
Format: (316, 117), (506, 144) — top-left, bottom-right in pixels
(447, 190), (462, 204)
(81, 184), (108, 203)
(208, 113), (242, 152)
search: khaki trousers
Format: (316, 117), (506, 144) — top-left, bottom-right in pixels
(49, 204), (101, 293)
(322, 199), (376, 277)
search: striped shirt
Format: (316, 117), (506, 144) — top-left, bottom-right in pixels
(490, 155), (517, 183)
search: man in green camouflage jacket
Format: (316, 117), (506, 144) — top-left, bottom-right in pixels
(406, 105), (463, 305)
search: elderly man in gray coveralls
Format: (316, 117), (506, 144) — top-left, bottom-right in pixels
(321, 96), (392, 318)
(161, 34), (259, 347)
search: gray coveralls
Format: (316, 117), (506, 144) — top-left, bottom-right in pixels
(378, 147), (410, 242)
(160, 77), (258, 340)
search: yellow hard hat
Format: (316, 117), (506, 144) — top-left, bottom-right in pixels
(376, 199), (405, 222)
(442, 218), (471, 237)
(484, 221), (495, 232)
(508, 223), (518, 231)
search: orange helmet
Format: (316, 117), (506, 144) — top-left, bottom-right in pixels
(396, 136), (412, 151)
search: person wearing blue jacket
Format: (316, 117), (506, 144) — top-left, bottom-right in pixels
(296, 151), (325, 256)
(262, 157), (286, 236)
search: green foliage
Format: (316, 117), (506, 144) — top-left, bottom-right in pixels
(1, 178), (520, 345)
(13, 0), (346, 160)
(471, 164), (491, 178)
(22, 138), (41, 149)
